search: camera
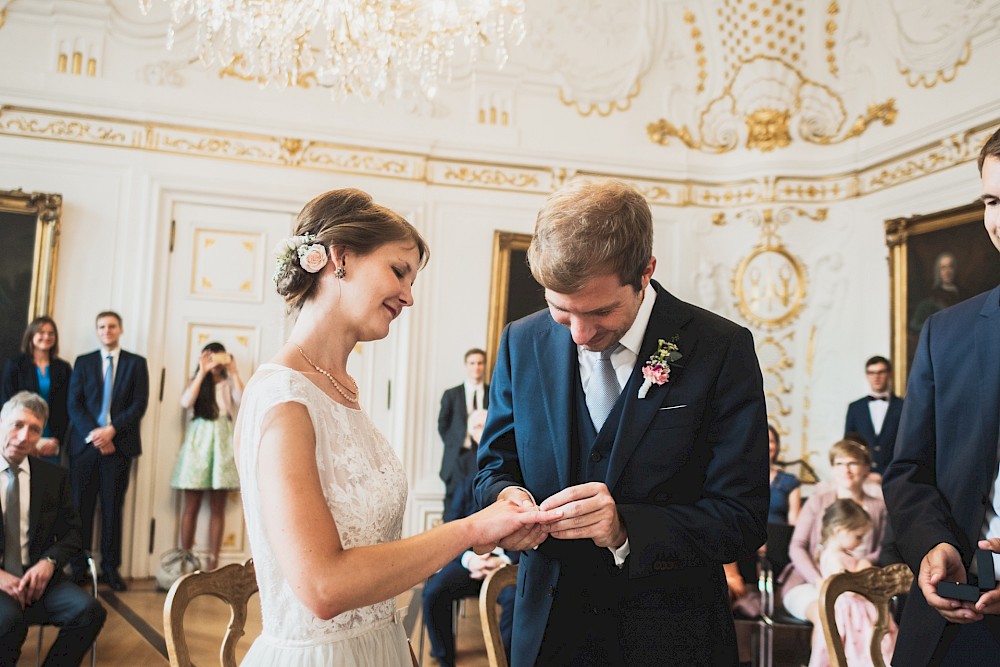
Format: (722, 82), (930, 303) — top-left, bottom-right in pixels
(211, 352), (231, 365)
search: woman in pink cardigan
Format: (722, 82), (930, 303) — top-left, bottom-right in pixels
(779, 439), (887, 624)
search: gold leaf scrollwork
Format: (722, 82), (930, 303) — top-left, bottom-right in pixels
(442, 167), (540, 189)
(809, 100), (898, 146)
(646, 119), (705, 151)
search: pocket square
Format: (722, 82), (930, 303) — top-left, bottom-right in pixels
(659, 404), (687, 411)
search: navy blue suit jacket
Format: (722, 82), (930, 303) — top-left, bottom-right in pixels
(438, 383), (489, 486)
(883, 285), (1000, 665)
(844, 393), (903, 473)
(66, 350), (149, 458)
(474, 281), (769, 666)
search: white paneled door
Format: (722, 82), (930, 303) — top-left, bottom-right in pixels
(148, 200), (292, 574)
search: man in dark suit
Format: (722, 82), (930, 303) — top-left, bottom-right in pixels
(883, 127), (1000, 665)
(424, 475), (515, 667)
(438, 348), (488, 519)
(474, 178), (769, 666)
(67, 311), (148, 592)
(843, 355), (903, 478)
(0, 391), (106, 665)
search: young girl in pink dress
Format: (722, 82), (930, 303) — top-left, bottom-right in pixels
(808, 499), (896, 667)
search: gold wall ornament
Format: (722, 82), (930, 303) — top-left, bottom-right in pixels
(559, 81), (641, 118)
(899, 40), (972, 88)
(745, 108), (792, 152)
(730, 206), (825, 329)
(647, 55), (897, 153)
(0, 105), (996, 207)
(825, 0), (839, 77)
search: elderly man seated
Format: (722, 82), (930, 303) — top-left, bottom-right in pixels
(0, 391), (106, 666)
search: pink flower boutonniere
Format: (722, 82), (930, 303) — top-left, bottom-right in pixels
(638, 336), (682, 399)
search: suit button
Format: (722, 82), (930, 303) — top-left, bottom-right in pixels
(874, 446), (881, 452)
(547, 585), (556, 597)
(590, 452), (601, 463)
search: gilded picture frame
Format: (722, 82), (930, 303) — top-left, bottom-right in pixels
(886, 200), (998, 391)
(485, 231), (546, 377)
(0, 189), (62, 359)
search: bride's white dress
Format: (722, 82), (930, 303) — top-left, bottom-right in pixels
(237, 364), (412, 666)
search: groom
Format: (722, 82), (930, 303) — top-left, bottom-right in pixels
(475, 178), (769, 666)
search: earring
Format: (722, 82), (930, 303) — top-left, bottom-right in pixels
(333, 266), (346, 279)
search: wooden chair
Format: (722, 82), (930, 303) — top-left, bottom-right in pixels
(164, 558), (258, 667)
(479, 564), (517, 667)
(818, 562), (912, 667)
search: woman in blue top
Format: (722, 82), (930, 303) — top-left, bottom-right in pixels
(768, 425), (801, 524)
(0, 316), (73, 465)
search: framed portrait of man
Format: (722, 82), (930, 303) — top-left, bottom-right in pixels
(0, 189), (62, 361)
(486, 231), (546, 376)
(887, 200), (1000, 389)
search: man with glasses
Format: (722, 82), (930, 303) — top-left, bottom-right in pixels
(844, 355), (903, 479)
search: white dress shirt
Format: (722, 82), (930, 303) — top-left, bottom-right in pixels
(867, 393), (890, 436)
(1, 458), (31, 569)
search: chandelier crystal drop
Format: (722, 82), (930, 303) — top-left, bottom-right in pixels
(140, 0), (526, 100)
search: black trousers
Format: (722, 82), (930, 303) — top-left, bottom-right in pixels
(0, 580), (106, 666)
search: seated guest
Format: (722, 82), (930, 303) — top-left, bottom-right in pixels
(768, 425), (801, 525)
(425, 474), (515, 667)
(0, 317), (73, 466)
(0, 391), (107, 666)
(779, 439), (886, 625)
(807, 500), (896, 667)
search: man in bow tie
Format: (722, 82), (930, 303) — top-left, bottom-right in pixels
(474, 177), (769, 666)
(843, 355), (903, 480)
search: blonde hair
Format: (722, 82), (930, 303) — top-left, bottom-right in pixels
(828, 438), (872, 468)
(275, 189), (429, 312)
(820, 498), (872, 546)
(527, 178), (652, 294)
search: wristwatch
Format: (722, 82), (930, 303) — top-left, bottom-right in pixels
(42, 556), (58, 567)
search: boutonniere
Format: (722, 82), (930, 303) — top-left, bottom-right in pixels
(638, 336), (682, 399)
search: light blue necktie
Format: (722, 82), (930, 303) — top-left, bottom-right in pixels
(586, 345), (621, 431)
(98, 354), (113, 426)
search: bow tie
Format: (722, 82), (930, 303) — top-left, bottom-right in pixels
(868, 395), (888, 402)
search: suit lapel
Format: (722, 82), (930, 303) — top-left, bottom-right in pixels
(534, 321), (575, 489)
(605, 285), (694, 492)
(976, 287), (1000, 473)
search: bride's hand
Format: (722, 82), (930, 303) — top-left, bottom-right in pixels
(465, 497), (561, 553)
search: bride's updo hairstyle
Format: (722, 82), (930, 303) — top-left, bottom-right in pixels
(276, 188), (429, 312)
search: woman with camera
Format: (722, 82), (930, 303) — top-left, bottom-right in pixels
(170, 341), (244, 571)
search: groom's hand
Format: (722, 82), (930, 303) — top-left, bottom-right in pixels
(492, 488), (548, 552)
(539, 482), (627, 549)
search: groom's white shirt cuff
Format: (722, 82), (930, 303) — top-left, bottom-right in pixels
(610, 539), (630, 567)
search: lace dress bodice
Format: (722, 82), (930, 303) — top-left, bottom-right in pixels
(236, 364), (409, 655)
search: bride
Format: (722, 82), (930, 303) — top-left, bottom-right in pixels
(234, 188), (557, 666)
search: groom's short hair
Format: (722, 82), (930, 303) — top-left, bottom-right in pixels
(528, 178), (652, 294)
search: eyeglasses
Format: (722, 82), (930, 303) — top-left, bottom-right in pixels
(865, 370), (889, 376)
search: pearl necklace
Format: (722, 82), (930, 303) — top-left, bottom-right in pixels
(295, 345), (359, 404)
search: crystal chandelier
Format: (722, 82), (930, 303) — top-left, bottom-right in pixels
(140, 0), (526, 100)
